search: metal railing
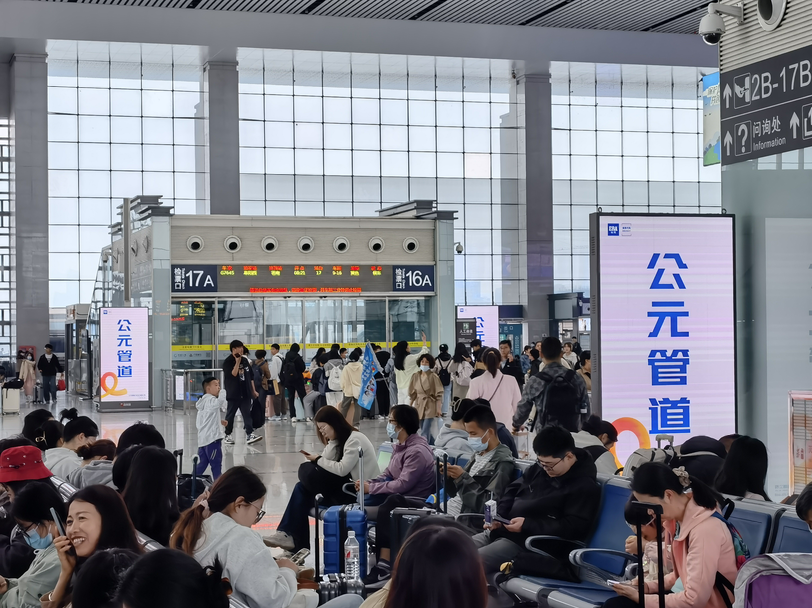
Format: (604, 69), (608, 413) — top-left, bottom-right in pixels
(162, 368), (225, 412)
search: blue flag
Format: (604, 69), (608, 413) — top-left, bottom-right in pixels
(358, 343), (379, 411)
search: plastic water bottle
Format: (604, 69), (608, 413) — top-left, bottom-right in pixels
(344, 530), (360, 581)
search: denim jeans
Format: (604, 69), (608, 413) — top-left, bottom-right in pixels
(419, 417), (437, 445)
(42, 375), (57, 403)
(441, 383), (451, 416)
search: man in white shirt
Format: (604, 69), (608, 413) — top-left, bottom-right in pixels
(268, 343), (288, 421)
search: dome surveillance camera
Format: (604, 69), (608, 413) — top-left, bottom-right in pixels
(698, 2), (744, 46)
(455, 242), (464, 254)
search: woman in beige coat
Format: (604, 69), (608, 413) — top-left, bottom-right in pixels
(18, 353), (36, 402)
(408, 353), (444, 444)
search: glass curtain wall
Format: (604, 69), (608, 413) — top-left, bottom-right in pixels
(237, 49), (523, 306)
(0, 119), (13, 365)
(550, 62), (721, 295)
(46, 41), (206, 306)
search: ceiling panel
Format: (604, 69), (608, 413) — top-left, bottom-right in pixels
(32, 0), (709, 34)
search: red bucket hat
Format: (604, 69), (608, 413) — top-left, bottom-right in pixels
(0, 446), (53, 483)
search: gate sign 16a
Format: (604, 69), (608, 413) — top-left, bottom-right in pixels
(172, 265), (218, 293)
(721, 43), (812, 164)
(393, 266), (435, 292)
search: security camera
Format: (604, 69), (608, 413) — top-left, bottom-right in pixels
(455, 242), (464, 254)
(699, 2), (743, 45)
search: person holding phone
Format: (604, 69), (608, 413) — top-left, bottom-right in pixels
(264, 406), (380, 553)
(222, 340), (262, 446)
(42, 485), (143, 608)
(392, 333), (429, 405)
(0, 483), (65, 608)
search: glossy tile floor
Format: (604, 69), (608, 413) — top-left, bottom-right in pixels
(2, 394), (389, 544)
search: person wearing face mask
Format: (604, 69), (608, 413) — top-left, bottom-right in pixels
(0, 483), (65, 608)
(18, 352), (36, 404)
(0, 445), (55, 580)
(43, 485), (144, 608)
(264, 406), (380, 553)
(339, 348), (364, 427)
(408, 353), (444, 445)
(356, 406), (436, 585)
(172, 466), (361, 608)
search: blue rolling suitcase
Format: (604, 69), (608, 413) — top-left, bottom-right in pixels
(322, 447), (368, 576)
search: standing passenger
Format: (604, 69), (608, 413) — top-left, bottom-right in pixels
(339, 348), (364, 427)
(392, 332), (428, 405)
(433, 344), (453, 417)
(408, 353), (443, 444)
(281, 344), (307, 423)
(268, 344), (288, 421)
(36, 344), (63, 406)
(222, 340), (262, 446)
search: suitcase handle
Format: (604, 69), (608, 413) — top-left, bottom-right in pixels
(314, 493), (324, 578)
(357, 448), (364, 510)
(632, 501), (665, 608)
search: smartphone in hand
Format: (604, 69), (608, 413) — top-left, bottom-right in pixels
(50, 507), (76, 556)
(493, 515), (512, 525)
(299, 450), (311, 456)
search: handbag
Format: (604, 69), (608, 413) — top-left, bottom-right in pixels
(57, 378), (66, 391)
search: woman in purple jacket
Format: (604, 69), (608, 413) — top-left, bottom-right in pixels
(354, 405), (435, 505)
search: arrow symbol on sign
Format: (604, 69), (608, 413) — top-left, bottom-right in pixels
(723, 83), (732, 108)
(724, 131), (733, 155)
(791, 112), (800, 138)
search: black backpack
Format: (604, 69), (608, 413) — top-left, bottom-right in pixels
(252, 362), (263, 387)
(537, 369), (581, 430)
(437, 359), (451, 387)
(281, 359), (298, 387)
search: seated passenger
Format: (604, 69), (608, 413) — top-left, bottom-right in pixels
(673, 436), (726, 487)
(574, 415), (619, 475)
(623, 498), (673, 582)
(111, 445), (146, 492)
(472, 425), (600, 575)
(365, 406), (515, 585)
(796, 482), (812, 529)
(71, 548), (139, 608)
(41, 411), (99, 479)
(21, 410), (53, 445)
(0, 444), (53, 579)
(0, 483), (65, 608)
(366, 523), (488, 608)
(607, 463), (738, 608)
(65, 440), (117, 489)
(122, 446), (180, 546)
(354, 405), (435, 506)
(471, 398), (519, 458)
(171, 466), (360, 608)
(434, 398), (478, 454)
(116, 549), (231, 608)
(42, 485), (144, 608)
(714, 436), (770, 501)
(115, 422), (166, 454)
(264, 406), (380, 552)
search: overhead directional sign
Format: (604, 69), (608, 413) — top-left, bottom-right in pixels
(721, 44), (812, 164)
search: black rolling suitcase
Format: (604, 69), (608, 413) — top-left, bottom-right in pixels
(313, 493), (365, 605)
(174, 449), (213, 511)
(390, 453), (455, 558)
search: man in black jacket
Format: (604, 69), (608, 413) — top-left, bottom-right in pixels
(472, 425), (600, 574)
(37, 344), (63, 405)
(499, 339), (525, 390)
(222, 340), (262, 445)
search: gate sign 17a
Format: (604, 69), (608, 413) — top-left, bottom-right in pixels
(171, 265), (218, 293)
(721, 44), (812, 164)
(393, 266), (435, 292)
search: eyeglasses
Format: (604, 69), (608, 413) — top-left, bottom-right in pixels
(536, 457), (563, 472)
(248, 502), (266, 524)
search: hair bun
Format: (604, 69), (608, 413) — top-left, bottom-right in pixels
(59, 408), (78, 422)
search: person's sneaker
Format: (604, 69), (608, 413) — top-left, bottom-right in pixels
(377, 415), (386, 420)
(291, 417), (298, 423)
(263, 530), (295, 551)
(246, 434), (262, 445)
(306, 417), (313, 422)
(270, 415), (281, 421)
(224, 435), (235, 445)
(281, 415), (289, 420)
(363, 562), (391, 587)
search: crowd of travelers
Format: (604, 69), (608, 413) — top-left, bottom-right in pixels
(0, 335), (805, 608)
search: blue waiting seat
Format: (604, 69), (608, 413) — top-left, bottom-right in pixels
(770, 509), (812, 553)
(499, 475), (632, 605)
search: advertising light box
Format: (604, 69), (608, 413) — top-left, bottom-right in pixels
(100, 308), (150, 403)
(590, 214), (735, 462)
(457, 306), (499, 348)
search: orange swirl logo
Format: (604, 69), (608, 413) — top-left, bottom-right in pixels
(609, 417), (651, 472)
(101, 372), (128, 398)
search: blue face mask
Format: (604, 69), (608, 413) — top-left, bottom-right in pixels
(467, 430), (490, 453)
(24, 527), (53, 550)
(420, 365), (430, 372)
(386, 423), (399, 441)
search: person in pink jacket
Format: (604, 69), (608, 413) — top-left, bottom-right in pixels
(609, 463), (738, 608)
(467, 348), (522, 428)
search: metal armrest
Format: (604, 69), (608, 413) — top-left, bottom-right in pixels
(455, 513), (485, 523)
(524, 535), (585, 560)
(569, 548), (637, 580)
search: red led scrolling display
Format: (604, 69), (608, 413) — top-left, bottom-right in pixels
(216, 264), (396, 294)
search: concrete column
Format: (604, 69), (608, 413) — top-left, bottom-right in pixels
(10, 54), (49, 355)
(433, 217), (456, 349)
(517, 72), (554, 342)
(204, 61), (240, 215)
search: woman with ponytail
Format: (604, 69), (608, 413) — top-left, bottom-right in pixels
(66, 440), (117, 489)
(171, 466), (361, 608)
(607, 463), (738, 608)
(42, 410), (98, 479)
(466, 348), (521, 428)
